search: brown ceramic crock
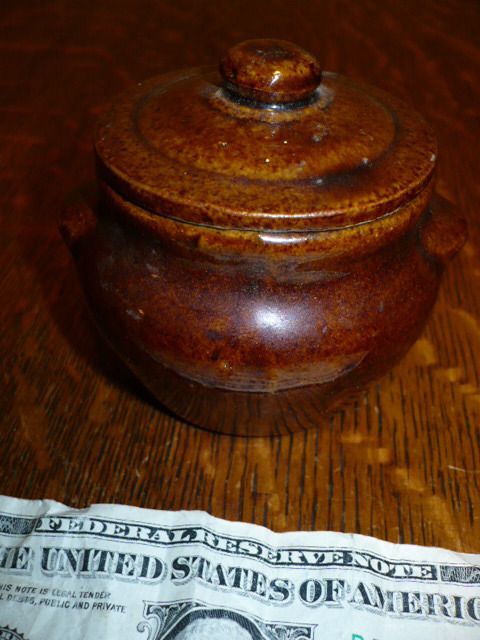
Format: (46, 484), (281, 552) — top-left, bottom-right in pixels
(61, 39), (467, 436)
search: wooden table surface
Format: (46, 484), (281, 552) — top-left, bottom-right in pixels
(1, 0), (479, 552)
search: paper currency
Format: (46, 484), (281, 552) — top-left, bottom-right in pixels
(0, 495), (479, 640)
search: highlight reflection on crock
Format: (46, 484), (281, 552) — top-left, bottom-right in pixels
(0, 496), (479, 639)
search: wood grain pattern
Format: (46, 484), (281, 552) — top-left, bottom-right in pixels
(1, 0), (479, 550)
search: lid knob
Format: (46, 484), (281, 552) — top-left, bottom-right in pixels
(220, 39), (322, 106)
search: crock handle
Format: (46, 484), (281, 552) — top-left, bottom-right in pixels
(419, 194), (467, 264)
(59, 197), (97, 251)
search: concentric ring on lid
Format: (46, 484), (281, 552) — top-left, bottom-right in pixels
(95, 41), (436, 232)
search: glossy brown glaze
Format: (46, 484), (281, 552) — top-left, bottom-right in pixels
(62, 192), (465, 435)
(220, 39), (322, 105)
(95, 68), (436, 230)
(63, 39), (466, 435)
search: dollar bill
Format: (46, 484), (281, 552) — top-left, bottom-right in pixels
(0, 495), (479, 640)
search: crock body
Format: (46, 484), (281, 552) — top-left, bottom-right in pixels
(62, 185), (461, 436)
(62, 40), (467, 435)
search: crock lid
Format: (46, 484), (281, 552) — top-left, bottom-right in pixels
(95, 39), (437, 231)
